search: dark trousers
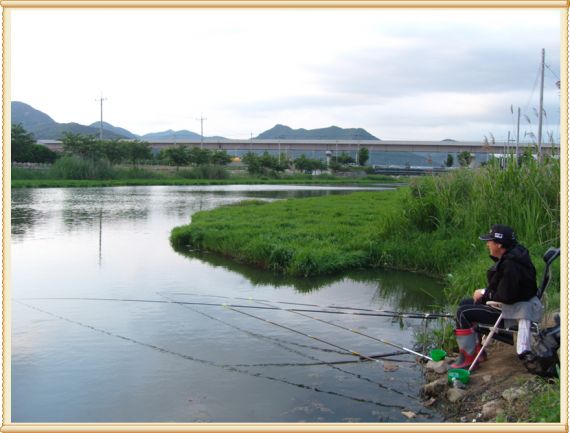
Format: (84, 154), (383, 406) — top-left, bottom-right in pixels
(455, 298), (503, 329)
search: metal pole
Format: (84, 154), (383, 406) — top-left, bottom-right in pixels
(196, 114), (207, 149)
(537, 48), (545, 160)
(95, 93), (107, 141)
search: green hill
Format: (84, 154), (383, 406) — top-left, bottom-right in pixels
(257, 124), (379, 140)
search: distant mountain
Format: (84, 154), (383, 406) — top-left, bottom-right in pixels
(11, 101), (128, 140)
(89, 121), (140, 140)
(141, 129), (202, 141)
(257, 124), (379, 140)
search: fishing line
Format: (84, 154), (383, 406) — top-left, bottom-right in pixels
(159, 293), (419, 400)
(21, 296), (451, 320)
(159, 291), (452, 319)
(231, 354), (414, 368)
(157, 292), (352, 357)
(14, 300), (415, 411)
(252, 299), (432, 361)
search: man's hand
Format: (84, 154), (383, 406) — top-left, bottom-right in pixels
(473, 289), (486, 303)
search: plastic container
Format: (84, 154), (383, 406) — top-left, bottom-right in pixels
(430, 349), (447, 361)
(448, 368), (470, 384)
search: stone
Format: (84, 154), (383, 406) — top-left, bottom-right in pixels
(421, 377), (448, 398)
(425, 360), (449, 373)
(502, 387), (526, 403)
(482, 374), (493, 383)
(383, 361), (399, 372)
(481, 399), (505, 420)
(447, 387), (467, 403)
(401, 411), (416, 419)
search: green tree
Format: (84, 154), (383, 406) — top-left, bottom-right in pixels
(358, 147), (369, 166)
(29, 144), (57, 163)
(101, 140), (128, 165)
(457, 151), (473, 167)
(445, 154), (454, 167)
(188, 147), (212, 165)
(242, 152), (262, 175)
(62, 132), (102, 160)
(163, 145), (190, 169)
(124, 140), (152, 167)
(11, 123), (36, 162)
(11, 123), (58, 163)
(334, 152), (355, 165)
(294, 154), (326, 172)
(211, 150), (232, 165)
(242, 151), (287, 175)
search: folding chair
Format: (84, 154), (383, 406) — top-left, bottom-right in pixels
(472, 246), (560, 370)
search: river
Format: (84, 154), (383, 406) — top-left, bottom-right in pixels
(11, 185), (444, 423)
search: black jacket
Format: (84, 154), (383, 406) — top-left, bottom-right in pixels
(481, 244), (537, 304)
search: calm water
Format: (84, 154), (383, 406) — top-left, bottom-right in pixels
(11, 185), (444, 423)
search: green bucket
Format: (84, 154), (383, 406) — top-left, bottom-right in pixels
(448, 368), (470, 384)
(430, 349), (447, 361)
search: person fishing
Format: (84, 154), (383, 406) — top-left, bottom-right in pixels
(450, 224), (537, 370)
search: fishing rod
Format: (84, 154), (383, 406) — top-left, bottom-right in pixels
(160, 291), (453, 319)
(219, 302), (400, 365)
(29, 296), (449, 321)
(253, 299), (432, 361)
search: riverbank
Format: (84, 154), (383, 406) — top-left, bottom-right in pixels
(11, 174), (403, 188)
(421, 342), (560, 422)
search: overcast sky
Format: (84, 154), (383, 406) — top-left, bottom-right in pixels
(10, 8), (562, 141)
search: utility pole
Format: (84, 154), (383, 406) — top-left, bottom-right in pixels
(537, 48), (545, 160)
(95, 93), (107, 141)
(196, 113), (207, 149)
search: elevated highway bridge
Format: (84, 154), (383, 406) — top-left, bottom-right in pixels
(39, 138), (559, 155)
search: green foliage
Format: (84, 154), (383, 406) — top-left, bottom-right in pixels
(333, 152), (355, 165)
(50, 156), (115, 180)
(210, 150), (232, 165)
(11, 124), (58, 163)
(242, 151), (288, 176)
(526, 377), (560, 422)
(11, 123), (36, 162)
(445, 153), (454, 167)
(178, 164), (230, 179)
(161, 145), (190, 169)
(101, 139), (128, 165)
(188, 147), (212, 165)
(123, 140), (152, 166)
(457, 151), (473, 167)
(358, 147), (369, 166)
(293, 154), (326, 172)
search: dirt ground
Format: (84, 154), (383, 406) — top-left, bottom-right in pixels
(422, 341), (545, 422)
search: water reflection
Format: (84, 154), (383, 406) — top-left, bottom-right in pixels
(175, 250), (442, 312)
(11, 189), (47, 238)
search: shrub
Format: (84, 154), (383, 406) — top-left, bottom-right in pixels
(49, 156), (115, 180)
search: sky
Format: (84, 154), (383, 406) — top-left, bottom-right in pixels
(9, 8), (563, 142)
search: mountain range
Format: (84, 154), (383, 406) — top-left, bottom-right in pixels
(11, 101), (381, 141)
